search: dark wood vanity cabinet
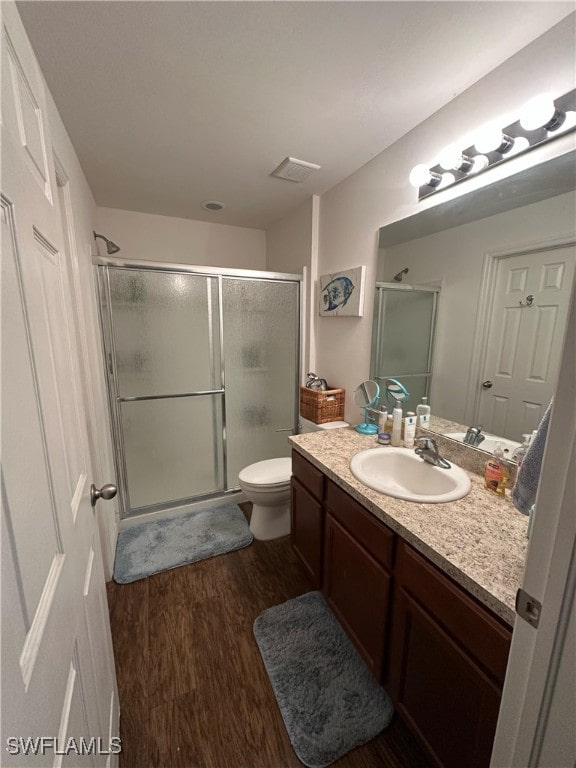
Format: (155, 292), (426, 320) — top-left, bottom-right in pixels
(323, 478), (393, 681)
(290, 451), (325, 588)
(388, 542), (511, 768)
(290, 449), (513, 768)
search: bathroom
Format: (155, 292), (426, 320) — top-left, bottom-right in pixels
(2, 3), (575, 768)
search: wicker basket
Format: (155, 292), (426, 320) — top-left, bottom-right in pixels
(300, 386), (345, 424)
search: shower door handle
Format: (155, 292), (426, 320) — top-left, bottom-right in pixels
(90, 483), (118, 507)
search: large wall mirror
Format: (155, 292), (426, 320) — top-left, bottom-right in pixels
(374, 149), (576, 454)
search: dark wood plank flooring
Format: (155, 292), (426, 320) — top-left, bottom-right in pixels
(107, 505), (433, 768)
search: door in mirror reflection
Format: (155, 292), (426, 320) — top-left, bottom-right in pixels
(478, 246), (575, 439)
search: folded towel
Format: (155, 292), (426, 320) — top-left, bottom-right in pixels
(512, 400), (553, 515)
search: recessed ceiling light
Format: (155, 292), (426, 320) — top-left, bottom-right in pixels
(202, 200), (225, 211)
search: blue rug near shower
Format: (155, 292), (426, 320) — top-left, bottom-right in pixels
(113, 502), (253, 583)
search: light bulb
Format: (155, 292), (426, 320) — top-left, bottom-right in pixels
(520, 94), (564, 131)
(557, 110), (576, 133)
(438, 144), (473, 172)
(468, 155), (489, 175)
(437, 172), (455, 189)
(508, 136), (530, 156)
(409, 164), (441, 188)
(474, 124), (514, 154)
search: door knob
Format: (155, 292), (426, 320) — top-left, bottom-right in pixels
(482, 380), (493, 389)
(90, 483), (117, 507)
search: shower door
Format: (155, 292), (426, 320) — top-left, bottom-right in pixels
(222, 277), (299, 485)
(100, 268), (225, 515)
(370, 285), (438, 410)
(98, 264), (300, 517)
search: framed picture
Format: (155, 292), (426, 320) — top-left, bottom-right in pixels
(318, 265), (366, 317)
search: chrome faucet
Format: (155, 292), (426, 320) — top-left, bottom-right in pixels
(415, 437), (451, 469)
(463, 425), (485, 447)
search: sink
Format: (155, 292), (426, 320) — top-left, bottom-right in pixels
(445, 432), (520, 455)
(350, 447), (471, 503)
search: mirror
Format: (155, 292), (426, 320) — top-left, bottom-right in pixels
(374, 151), (576, 454)
(353, 380), (380, 434)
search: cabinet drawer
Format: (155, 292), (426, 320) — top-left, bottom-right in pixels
(396, 542), (511, 684)
(325, 479), (394, 571)
(292, 450), (324, 501)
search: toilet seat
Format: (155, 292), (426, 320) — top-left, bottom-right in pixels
(238, 457), (291, 487)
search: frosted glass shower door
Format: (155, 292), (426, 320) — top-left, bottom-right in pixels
(105, 268), (224, 513)
(222, 278), (299, 486)
(371, 287), (438, 410)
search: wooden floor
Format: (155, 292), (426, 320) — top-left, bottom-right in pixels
(107, 505), (433, 768)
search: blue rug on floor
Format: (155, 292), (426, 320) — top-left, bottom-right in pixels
(253, 591), (393, 768)
(113, 502), (253, 583)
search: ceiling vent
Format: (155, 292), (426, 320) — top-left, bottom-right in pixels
(271, 157), (321, 183)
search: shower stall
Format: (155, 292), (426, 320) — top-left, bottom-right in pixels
(370, 282), (439, 409)
(97, 259), (301, 518)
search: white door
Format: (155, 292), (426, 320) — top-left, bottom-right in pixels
(1, 10), (118, 767)
(477, 246), (575, 441)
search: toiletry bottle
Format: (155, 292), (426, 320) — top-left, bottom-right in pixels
(416, 397), (431, 428)
(391, 402), (403, 447)
(384, 411), (394, 433)
(512, 433), (532, 463)
(484, 442), (509, 496)
(378, 407), (388, 433)
(404, 412), (417, 448)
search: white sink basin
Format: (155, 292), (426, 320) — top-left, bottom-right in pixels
(445, 432), (520, 455)
(350, 447), (471, 503)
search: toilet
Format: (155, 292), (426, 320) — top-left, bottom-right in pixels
(238, 417), (349, 541)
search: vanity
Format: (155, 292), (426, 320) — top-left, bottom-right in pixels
(289, 427), (529, 768)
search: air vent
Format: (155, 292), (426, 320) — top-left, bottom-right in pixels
(202, 200), (225, 211)
(271, 157), (321, 183)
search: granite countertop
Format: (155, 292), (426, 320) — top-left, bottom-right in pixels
(289, 427), (529, 626)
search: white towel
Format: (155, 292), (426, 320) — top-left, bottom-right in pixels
(512, 400), (553, 515)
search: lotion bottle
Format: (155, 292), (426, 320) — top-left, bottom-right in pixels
(416, 396), (431, 428)
(404, 412), (417, 448)
(391, 402), (403, 447)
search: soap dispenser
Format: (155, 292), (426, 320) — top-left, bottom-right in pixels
(484, 442), (509, 496)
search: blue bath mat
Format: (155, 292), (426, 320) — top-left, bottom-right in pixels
(113, 502), (253, 583)
(254, 591), (393, 768)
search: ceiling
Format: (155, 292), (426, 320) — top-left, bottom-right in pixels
(17, 1), (574, 230)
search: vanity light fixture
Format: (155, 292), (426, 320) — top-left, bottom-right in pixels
(409, 164), (442, 188)
(409, 88), (576, 200)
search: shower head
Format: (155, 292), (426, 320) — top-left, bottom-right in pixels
(93, 231), (121, 255)
(393, 267), (409, 282)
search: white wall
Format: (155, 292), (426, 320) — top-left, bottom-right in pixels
(314, 16), (575, 422)
(381, 191), (576, 424)
(266, 196), (319, 380)
(96, 206), (266, 269)
(266, 198), (313, 273)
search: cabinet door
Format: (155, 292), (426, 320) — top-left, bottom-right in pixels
(323, 513), (390, 680)
(389, 588), (502, 768)
(290, 478), (324, 588)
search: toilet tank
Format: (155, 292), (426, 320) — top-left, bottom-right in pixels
(299, 416), (349, 433)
